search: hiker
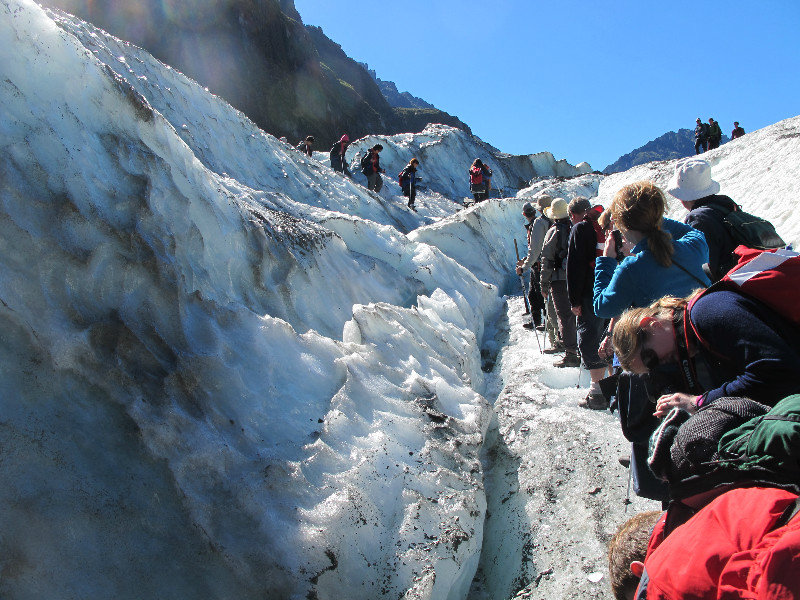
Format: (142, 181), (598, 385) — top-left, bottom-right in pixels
(567, 196), (610, 409)
(731, 121), (745, 139)
(593, 181), (709, 501)
(399, 158), (420, 211)
(297, 135), (314, 157)
(666, 158), (739, 281)
(361, 144), (385, 192)
(540, 198), (580, 368)
(612, 284), (800, 416)
(469, 159), (486, 203)
(707, 117), (722, 150)
(481, 162), (493, 199)
(517, 197), (548, 330)
(693, 118), (708, 154)
(609, 487), (800, 600)
(329, 135), (351, 176)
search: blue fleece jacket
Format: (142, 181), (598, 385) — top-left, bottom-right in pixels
(691, 290), (800, 405)
(593, 218), (710, 319)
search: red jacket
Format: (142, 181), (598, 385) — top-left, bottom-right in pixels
(637, 486), (800, 599)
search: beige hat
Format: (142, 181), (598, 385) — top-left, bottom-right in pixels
(666, 158), (720, 203)
(547, 198), (569, 220)
(536, 194), (553, 210)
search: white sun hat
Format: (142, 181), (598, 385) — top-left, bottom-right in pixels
(666, 158), (721, 202)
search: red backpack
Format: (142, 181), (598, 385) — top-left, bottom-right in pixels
(687, 245), (800, 341)
(469, 166), (483, 185)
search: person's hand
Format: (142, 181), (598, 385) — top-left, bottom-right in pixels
(598, 334), (613, 358)
(571, 306), (581, 316)
(603, 234), (617, 258)
(654, 393), (700, 418)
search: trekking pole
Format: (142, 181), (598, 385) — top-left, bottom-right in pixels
(623, 466), (633, 513)
(513, 240), (536, 333)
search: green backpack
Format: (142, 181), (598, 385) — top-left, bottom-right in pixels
(717, 394), (800, 480)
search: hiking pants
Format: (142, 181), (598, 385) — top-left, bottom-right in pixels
(576, 295), (608, 370)
(708, 137), (720, 150)
(529, 265), (545, 326)
(402, 183), (416, 206)
(549, 281), (578, 355)
(367, 172), (383, 193)
(695, 138), (707, 154)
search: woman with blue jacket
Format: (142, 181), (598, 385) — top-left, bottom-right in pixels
(593, 181), (710, 502)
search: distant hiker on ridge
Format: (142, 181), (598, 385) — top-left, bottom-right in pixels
(469, 159), (487, 203)
(329, 135), (351, 176)
(297, 135), (314, 157)
(694, 118), (709, 154)
(731, 121), (745, 139)
(361, 144), (385, 193)
(707, 117), (722, 150)
(399, 158), (421, 211)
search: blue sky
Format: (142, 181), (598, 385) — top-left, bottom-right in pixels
(294, 0), (800, 171)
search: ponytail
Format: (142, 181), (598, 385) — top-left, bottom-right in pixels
(647, 226), (674, 268)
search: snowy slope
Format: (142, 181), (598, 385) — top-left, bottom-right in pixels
(596, 116), (800, 248)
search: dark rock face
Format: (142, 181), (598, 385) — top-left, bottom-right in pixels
(604, 128), (731, 174)
(40, 0), (469, 148)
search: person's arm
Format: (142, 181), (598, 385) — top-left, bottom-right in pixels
(686, 209), (726, 280)
(540, 230), (556, 294)
(593, 256), (636, 319)
(692, 293), (800, 406)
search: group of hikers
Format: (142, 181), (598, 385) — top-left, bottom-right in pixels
(514, 158), (798, 598)
(295, 134), (500, 211)
(694, 117), (745, 154)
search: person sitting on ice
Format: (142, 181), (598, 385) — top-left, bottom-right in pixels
(731, 121), (745, 139)
(540, 198), (580, 368)
(297, 135), (314, 157)
(398, 158), (421, 211)
(329, 134), (351, 176)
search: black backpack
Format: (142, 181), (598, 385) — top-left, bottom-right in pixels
(706, 201), (786, 250)
(552, 220), (570, 271)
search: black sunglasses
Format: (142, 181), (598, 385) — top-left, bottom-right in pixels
(637, 328), (660, 371)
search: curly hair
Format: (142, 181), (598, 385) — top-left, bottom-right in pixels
(609, 181), (674, 268)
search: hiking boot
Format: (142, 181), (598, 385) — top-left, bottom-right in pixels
(535, 324), (545, 331)
(408, 204), (417, 211)
(522, 322), (534, 330)
(554, 353), (580, 368)
(579, 392), (610, 411)
(542, 344), (565, 354)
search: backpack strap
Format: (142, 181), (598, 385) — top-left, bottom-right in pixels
(671, 257), (709, 288)
(772, 496), (800, 531)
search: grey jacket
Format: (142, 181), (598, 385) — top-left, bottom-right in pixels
(521, 215), (551, 271)
(540, 220), (571, 292)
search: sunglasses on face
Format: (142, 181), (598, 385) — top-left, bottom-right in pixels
(637, 328), (660, 371)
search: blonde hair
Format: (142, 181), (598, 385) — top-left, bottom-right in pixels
(612, 295), (691, 372)
(609, 181), (674, 267)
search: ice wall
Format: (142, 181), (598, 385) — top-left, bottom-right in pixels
(0, 3), (503, 598)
